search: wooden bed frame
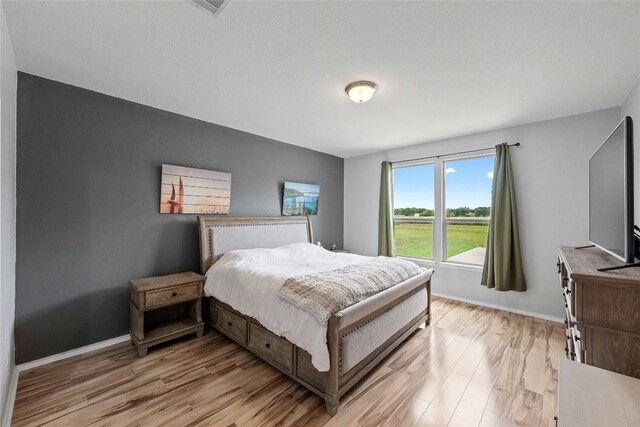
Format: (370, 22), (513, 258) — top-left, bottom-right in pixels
(197, 216), (432, 415)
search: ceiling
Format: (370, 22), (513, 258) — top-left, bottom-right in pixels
(3, 1), (640, 158)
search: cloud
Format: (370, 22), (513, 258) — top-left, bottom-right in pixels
(486, 171), (494, 179)
(445, 167), (456, 174)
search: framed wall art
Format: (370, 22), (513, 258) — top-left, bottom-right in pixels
(282, 181), (320, 216)
(160, 164), (231, 215)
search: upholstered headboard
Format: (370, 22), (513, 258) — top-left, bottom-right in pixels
(197, 216), (313, 274)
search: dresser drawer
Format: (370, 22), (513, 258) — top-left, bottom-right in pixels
(565, 329), (575, 361)
(558, 259), (568, 288)
(145, 282), (201, 309)
(570, 326), (582, 363)
(217, 307), (247, 345)
(564, 303), (573, 330)
(581, 283), (640, 333)
(249, 323), (293, 373)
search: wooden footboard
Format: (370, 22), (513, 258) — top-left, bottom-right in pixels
(206, 273), (431, 416)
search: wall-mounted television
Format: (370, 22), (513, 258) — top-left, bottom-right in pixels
(589, 116), (634, 263)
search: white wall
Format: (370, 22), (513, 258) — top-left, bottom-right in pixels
(622, 77), (640, 122)
(0, 4), (17, 422)
(345, 108), (621, 319)
(622, 76), (640, 226)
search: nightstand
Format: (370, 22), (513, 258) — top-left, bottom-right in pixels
(129, 271), (205, 357)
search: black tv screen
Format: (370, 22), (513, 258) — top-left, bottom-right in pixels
(589, 117), (634, 263)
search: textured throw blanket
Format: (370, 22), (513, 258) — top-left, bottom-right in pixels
(278, 257), (421, 326)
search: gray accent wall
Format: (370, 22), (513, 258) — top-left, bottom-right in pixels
(15, 73), (344, 363)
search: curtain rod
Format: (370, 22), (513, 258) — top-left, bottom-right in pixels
(386, 142), (521, 166)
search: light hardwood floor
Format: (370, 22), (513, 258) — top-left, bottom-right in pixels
(11, 297), (565, 426)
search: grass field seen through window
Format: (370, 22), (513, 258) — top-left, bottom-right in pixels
(394, 222), (489, 260)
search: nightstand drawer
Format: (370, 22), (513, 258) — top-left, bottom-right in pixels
(217, 306), (247, 345)
(249, 323), (293, 373)
(146, 283), (201, 309)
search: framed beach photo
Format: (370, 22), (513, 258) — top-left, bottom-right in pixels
(160, 164), (231, 214)
(282, 181), (320, 216)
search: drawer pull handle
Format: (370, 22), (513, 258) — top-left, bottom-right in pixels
(575, 336), (581, 341)
(227, 321), (233, 327)
(265, 343), (271, 349)
(565, 303), (568, 308)
(566, 289), (571, 294)
(171, 292), (177, 297)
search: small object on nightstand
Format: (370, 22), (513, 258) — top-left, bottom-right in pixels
(330, 248), (351, 253)
(316, 241), (323, 248)
(129, 271), (205, 357)
(330, 244), (337, 250)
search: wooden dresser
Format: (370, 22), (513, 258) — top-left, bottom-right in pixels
(558, 246), (640, 378)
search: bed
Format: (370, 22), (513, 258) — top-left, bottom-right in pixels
(197, 215), (433, 415)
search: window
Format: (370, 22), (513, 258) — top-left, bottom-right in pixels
(392, 153), (495, 266)
(393, 164), (435, 259)
(444, 155), (494, 264)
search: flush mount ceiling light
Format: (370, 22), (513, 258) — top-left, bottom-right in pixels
(345, 81), (378, 103)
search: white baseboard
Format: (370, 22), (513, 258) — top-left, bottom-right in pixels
(1, 334), (130, 426)
(432, 292), (565, 324)
(1, 367), (18, 427)
(15, 335), (130, 373)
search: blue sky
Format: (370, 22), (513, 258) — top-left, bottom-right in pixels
(285, 181), (320, 196)
(393, 156), (495, 209)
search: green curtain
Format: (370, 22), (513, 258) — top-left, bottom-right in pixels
(378, 161), (395, 257)
(481, 143), (527, 291)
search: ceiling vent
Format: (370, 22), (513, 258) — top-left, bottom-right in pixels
(192, 0), (228, 16)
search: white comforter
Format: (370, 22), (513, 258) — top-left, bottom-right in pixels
(204, 242), (373, 371)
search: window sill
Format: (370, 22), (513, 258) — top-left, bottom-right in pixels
(396, 256), (483, 273)
(438, 261), (484, 272)
(396, 256), (436, 268)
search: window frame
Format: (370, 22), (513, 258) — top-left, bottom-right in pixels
(392, 149), (495, 267)
(391, 161), (437, 261)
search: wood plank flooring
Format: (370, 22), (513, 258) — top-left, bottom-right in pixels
(11, 297), (565, 426)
